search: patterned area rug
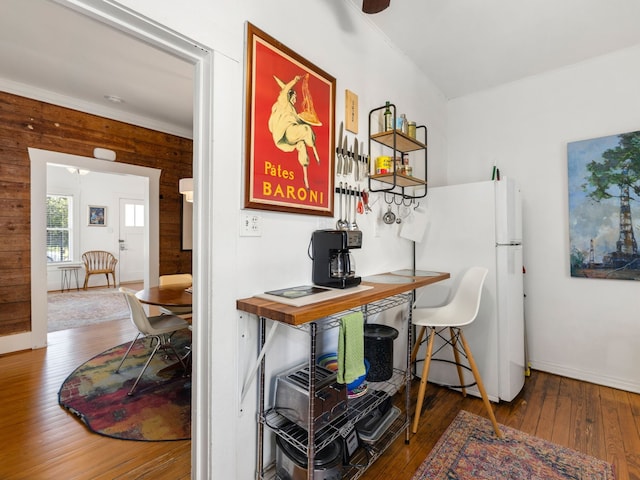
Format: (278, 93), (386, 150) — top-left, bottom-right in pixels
(58, 330), (191, 441)
(48, 288), (130, 332)
(412, 410), (615, 479)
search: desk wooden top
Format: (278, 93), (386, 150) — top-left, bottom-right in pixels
(136, 285), (193, 307)
(236, 272), (449, 326)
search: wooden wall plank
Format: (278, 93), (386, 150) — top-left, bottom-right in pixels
(0, 91), (193, 336)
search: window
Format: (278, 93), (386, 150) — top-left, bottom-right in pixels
(46, 194), (73, 262)
(124, 202), (145, 227)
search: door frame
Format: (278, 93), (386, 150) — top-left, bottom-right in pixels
(32, 0), (215, 477)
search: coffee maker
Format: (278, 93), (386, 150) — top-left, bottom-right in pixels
(311, 230), (362, 289)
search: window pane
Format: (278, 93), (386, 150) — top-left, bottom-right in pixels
(124, 203), (144, 227)
(46, 230), (70, 262)
(46, 195), (72, 262)
(47, 196), (69, 228)
(125, 204), (135, 227)
(135, 204), (145, 227)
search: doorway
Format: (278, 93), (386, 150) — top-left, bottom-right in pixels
(31, 147), (161, 337)
(25, 1), (214, 476)
(118, 197), (145, 283)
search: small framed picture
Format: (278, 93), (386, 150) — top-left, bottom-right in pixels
(88, 205), (106, 226)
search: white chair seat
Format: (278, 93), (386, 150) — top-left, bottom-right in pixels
(147, 314), (191, 334)
(160, 306), (193, 317)
(413, 305), (472, 328)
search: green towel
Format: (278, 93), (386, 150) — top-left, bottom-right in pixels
(337, 312), (366, 384)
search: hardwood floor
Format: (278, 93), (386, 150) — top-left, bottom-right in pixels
(0, 318), (190, 480)
(363, 370), (640, 480)
(1, 316), (638, 479)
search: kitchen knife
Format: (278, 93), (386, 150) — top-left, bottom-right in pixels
(337, 121), (344, 177)
(353, 138), (359, 181)
(342, 136), (349, 176)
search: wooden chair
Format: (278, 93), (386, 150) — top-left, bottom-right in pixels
(81, 250), (118, 290)
(158, 274), (193, 317)
(159, 274), (192, 287)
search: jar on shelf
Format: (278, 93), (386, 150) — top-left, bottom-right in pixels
(407, 121), (416, 139)
(375, 156), (392, 174)
(400, 153), (410, 175)
(394, 156), (403, 173)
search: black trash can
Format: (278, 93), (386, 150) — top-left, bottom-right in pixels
(363, 324), (399, 382)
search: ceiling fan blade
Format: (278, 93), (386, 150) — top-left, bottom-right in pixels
(362, 0), (390, 14)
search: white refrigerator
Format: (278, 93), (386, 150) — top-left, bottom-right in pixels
(413, 178), (525, 402)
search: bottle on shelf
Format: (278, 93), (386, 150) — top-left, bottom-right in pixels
(400, 113), (408, 134)
(383, 101), (393, 132)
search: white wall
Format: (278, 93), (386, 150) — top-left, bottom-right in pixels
(42, 1), (640, 478)
(46, 164), (145, 290)
(118, 1), (448, 478)
(447, 45), (640, 394)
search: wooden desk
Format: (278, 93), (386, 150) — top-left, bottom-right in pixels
(237, 271), (449, 480)
(236, 272), (450, 326)
(135, 286), (192, 308)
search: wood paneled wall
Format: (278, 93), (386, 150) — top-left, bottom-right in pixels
(0, 91), (193, 336)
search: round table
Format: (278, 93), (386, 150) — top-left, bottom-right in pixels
(135, 285), (193, 375)
(135, 285), (193, 308)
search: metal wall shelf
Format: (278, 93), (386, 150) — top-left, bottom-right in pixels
(368, 103), (428, 200)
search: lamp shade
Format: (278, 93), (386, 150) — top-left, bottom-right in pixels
(179, 178), (193, 202)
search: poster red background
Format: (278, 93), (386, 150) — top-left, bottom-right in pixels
(248, 35), (334, 214)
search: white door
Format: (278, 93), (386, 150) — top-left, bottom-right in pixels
(118, 198), (145, 283)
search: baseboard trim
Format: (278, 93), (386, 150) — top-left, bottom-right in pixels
(531, 359), (640, 394)
(0, 332), (40, 355)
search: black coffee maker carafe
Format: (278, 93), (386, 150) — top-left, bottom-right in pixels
(311, 230), (362, 289)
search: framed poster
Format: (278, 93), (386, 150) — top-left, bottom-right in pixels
(568, 129), (640, 280)
(244, 23), (336, 216)
(88, 205), (106, 226)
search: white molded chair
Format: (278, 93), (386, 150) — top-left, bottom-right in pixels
(411, 267), (502, 437)
(116, 287), (190, 395)
(158, 274), (193, 317)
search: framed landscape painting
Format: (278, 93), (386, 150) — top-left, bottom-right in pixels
(244, 22), (336, 216)
(567, 130), (640, 280)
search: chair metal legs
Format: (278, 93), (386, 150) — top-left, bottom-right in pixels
(412, 326), (503, 438)
(115, 333), (187, 396)
(115, 333), (142, 373)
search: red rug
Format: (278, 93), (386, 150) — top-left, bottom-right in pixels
(412, 410), (615, 479)
(58, 330), (191, 441)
